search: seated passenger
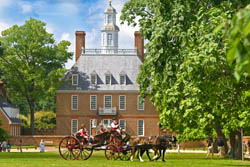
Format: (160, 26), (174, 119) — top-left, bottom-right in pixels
(75, 124), (89, 143)
(98, 125), (107, 134)
(111, 118), (120, 134)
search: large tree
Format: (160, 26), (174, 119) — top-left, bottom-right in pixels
(121, 0), (250, 159)
(0, 18), (72, 135)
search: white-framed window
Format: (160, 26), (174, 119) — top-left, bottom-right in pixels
(72, 74), (78, 86)
(71, 95), (78, 110)
(90, 95), (97, 110)
(103, 119), (112, 128)
(91, 74), (97, 85)
(105, 74), (111, 85)
(138, 120), (144, 136)
(119, 120), (126, 130)
(108, 15), (112, 24)
(107, 33), (112, 46)
(71, 119), (78, 134)
(138, 95), (144, 110)
(119, 95), (126, 110)
(104, 95), (112, 109)
(120, 75), (126, 85)
(90, 119), (97, 136)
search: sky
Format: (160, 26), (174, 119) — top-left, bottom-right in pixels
(0, 0), (138, 69)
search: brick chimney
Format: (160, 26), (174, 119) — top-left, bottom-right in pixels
(75, 31), (86, 62)
(134, 31), (144, 62)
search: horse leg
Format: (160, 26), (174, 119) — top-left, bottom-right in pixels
(130, 148), (136, 161)
(155, 149), (162, 161)
(152, 148), (159, 161)
(138, 149), (144, 162)
(162, 148), (166, 162)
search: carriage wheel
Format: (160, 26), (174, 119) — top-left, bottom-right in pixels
(105, 145), (120, 160)
(146, 148), (160, 161)
(79, 145), (93, 160)
(59, 136), (81, 160)
(119, 149), (131, 161)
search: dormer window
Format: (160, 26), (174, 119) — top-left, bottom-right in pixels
(72, 74), (78, 86)
(105, 71), (112, 85)
(90, 71), (97, 85)
(105, 75), (111, 85)
(120, 75), (126, 85)
(120, 71), (126, 85)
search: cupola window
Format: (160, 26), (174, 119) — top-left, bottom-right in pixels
(107, 33), (112, 46)
(108, 15), (112, 24)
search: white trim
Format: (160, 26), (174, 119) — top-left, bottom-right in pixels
(90, 95), (97, 110)
(71, 119), (78, 134)
(137, 120), (144, 136)
(137, 95), (144, 110)
(103, 119), (112, 128)
(72, 74), (78, 86)
(104, 95), (112, 109)
(119, 95), (126, 110)
(119, 119), (126, 130)
(90, 119), (97, 136)
(71, 95), (78, 110)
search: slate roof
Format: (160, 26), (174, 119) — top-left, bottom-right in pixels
(0, 95), (21, 124)
(59, 54), (142, 91)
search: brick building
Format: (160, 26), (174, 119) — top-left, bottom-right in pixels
(0, 80), (21, 136)
(56, 1), (160, 136)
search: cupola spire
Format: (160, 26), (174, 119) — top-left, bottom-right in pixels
(101, 0), (119, 53)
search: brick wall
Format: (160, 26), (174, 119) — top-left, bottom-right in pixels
(0, 110), (10, 133)
(56, 92), (159, 136)
(9, 135), (65, 146)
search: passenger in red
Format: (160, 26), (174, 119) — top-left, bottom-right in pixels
(76, 124), (89, 142)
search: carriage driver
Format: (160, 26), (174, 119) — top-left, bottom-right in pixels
(111, 118), (121, 134)
(75, 124), (89, 142)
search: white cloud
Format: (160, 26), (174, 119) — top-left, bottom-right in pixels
(21, 4), (32, 13)
(0, 22), (10, 36)
(59, 32), (75, 69)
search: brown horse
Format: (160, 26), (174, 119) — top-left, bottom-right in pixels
(151, 135), (177, 162)
(129, 136), (156, 162)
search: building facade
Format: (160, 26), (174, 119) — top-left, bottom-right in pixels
(56, 1), (160, 136)
(0, 81), (21, 136)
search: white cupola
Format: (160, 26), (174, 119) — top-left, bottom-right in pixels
(101, 0), (119, 53)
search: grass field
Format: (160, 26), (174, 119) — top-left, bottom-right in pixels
(0, 151), (250, 167)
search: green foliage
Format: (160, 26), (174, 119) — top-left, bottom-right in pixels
(20, 111), (56, 129)
(121, 0), (250, 144)
(227, 5), (250, 80)
(35, 111), (56, 129)
(0, 18), (72, 134)
(0, 119), (9, 141)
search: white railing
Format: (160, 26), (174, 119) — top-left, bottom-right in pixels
(99, 107), (117, 115)
(82, 49), (138, 55)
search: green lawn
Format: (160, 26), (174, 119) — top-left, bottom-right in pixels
(0, 151), (250, 167)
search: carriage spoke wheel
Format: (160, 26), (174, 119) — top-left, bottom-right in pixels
(105, 145), (120, 160)
(146, 148), (160, 161)
(119, 149), (131, 161)
(79, 145), (93, 160)
(59, 136), (81, 160)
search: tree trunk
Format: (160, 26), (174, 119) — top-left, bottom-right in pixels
(229, 130), (242, 160)
(215, 123), (229, 153)
(28, 101), (35, 135)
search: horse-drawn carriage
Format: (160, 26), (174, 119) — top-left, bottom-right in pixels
(58, 130), (177, 162)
